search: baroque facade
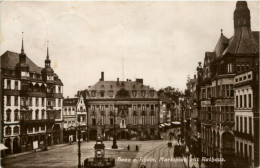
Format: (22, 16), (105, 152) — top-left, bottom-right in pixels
(1, 39), (64, 155)
(80, 72), (160, 140)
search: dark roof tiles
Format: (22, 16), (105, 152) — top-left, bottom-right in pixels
(1, 51), (42, 73)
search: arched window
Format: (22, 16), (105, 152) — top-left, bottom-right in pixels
(6, 109), (11, 122)
(5, 127), (11, 135)
(141, 111), (146, 125)
(133, 111), (137, 125)
(13, 126), (19, 135)
(150, 111), (155, 125)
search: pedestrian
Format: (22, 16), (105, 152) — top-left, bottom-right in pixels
(136, 145), (139, 151)
(192, 165), (196, 168)
(127, 145), (130, 151)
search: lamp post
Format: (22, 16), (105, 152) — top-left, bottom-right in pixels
(112, 110), (118, 149)
(196, 62), (203, 168)
(186, 146), (190, 168)
(76, 124), (81, 168)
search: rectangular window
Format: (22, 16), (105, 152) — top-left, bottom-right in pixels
(133, 115), (137, 125)
(240, 117), (243, 132)
(249, 94), (252, 108)
(36, 98), (39, 107)
(226, 85), (230, 97)
(58, 99), (61, 107)
(14, 111), (19, 121)
(21, 97), (25, 106)
(244, 117), (247, 134)
(244, 95), (247, 108)
(230, 85), (234, 97)
(29, 97), (32, 106)
(35, 110), (39, 120)
(91, 105), (95, 111)
(240, 95), (243, 108)
(42, 110), (44, 119)
(101, 105), (104, 111)
(240, 142), (243, 156)
(245, 144), (247, 157)
(110, 105), (113, 111)
(249, 117), (252, 135)
(236, 96), (238, 108)
(7, 96), (11, 106)
(42, 98), (45, 107)
(15, 96), (18, 106)
(92, 118), (96, 125)
(6, 111), (11, 122)
(249, 146), (252, 161)
(15, 81), (18, 90)
(110, 118), (114, 125)
(236, 116), (239, 131)
(237, 141), (239, 155)
(7, 80), (11, 89)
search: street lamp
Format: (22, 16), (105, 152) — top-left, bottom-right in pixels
(186, 146), (190, 168)
(76, 124), (82, 168)
(112, 110), (118, 149)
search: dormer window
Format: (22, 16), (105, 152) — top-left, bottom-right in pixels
(100, 91), (105, 97)
(132, 90), (137, 97)
(108, 90), (113, 97)
(91, 90), (96, 97)
(150, 90), (154, 97)
(141, 90), (146, 97)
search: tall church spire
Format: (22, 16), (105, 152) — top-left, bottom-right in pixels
(45, 40), (51, 68)
(233, 1), (251, 29)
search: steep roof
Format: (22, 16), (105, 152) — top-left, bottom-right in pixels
(213, 34), (229, 58)
(86, 80), (157, 99)
(223, 28), (259, 55)
(1, 51), (42, 73)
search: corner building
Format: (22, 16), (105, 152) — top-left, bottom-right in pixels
(197, 1), (259, 168)
(1, 40), (64, 155)
(81, 72), (160, 140)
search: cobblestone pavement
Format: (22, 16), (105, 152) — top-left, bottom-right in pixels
(2, 140), (185, 168)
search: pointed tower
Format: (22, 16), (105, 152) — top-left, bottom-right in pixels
(234, 1), (251, 29)
(15, 32), (29, 78)
(223, 1), (258, 55)
(41, 41), (54, 82)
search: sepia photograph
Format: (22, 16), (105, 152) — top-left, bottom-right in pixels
(0, 1), (259, 168)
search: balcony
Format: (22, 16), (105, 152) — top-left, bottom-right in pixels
(120, 124), (126, 128)
(234, 131), (253, 141)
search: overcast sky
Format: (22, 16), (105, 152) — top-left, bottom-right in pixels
(0, 1), (259, 97)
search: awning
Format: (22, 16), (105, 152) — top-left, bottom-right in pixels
(164, 123), (171, 126)
(0, 143), (8, 150)
(160, 124), (165, 127)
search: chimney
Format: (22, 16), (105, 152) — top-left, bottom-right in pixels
(194, 75), (196, 79)
(136, 78), (143, 84)
(117, 78), (119, 85)
(67, 96), (69, 98)
(100, 72), (104, 81)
